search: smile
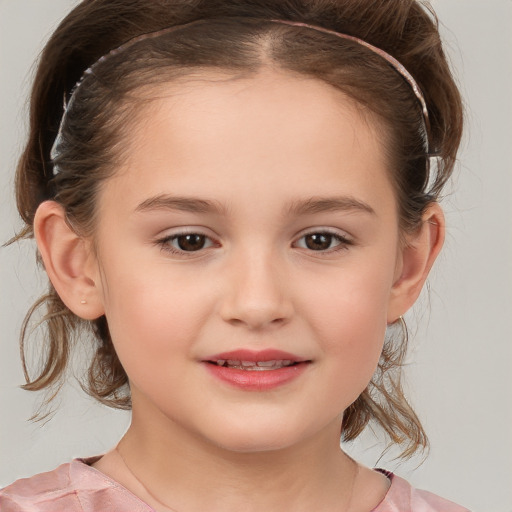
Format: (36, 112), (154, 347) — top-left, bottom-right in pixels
(212, 359), (297, 370)
(203, 349), (310, 391)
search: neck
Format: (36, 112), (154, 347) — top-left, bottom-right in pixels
(116, 396), (358, 512)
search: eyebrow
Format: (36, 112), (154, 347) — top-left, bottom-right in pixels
(285, 196), (376, 216)
(135, 195), (228, 215)
(135, 194), (375, 216)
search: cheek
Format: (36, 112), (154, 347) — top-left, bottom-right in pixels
(96, 258), (211, 379)
(295, 262), (393, 394)
(298, 258), (392, 338)
(322, 302), (386, 396)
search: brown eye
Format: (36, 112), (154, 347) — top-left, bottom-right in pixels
(304, 233), (335, 251)
(295, 231), (351, 252)
(175, 234), (207, 251)
(157, 231), (217, 256)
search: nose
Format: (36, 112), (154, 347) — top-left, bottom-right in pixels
(219, 248), (294, 330)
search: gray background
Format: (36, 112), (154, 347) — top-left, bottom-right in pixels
(1, 1), (511, 510)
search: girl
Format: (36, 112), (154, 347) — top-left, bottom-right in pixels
(1, 0), (471, 510)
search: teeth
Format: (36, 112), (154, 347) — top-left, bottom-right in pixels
(215, 359), (296, 370)
(255, 360), (278, 367)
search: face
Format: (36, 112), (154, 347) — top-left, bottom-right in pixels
(92, 69), (403, 452)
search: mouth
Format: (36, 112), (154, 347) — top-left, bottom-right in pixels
(208, 359), (301, 371)
(202, 349), (310, 390)
(204, 349), (310, 370)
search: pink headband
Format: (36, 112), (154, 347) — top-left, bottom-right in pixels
(273, 20), (429, 128)
(51, 18), (430, 171)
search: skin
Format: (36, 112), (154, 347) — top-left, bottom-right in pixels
(35, 69), (444, 511)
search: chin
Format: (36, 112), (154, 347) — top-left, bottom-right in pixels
(213, 435), (301, 454)
(200, 416), (325, 455)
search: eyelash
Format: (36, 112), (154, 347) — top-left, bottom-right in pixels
(294, 230), (353, 254)
(156, 231), (218, 257)
(155, 229), (353, 257)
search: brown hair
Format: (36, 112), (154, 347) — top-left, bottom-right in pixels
(12, 0), (463, 457)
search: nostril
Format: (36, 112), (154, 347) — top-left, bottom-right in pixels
(218, 274), (294, 329)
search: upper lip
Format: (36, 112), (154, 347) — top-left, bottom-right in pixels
(204, 349), (308, 363)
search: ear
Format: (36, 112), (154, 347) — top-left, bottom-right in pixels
(34, 201), (105, 320)
(387, 203), (445, 323)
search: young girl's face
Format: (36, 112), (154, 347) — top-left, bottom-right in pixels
(90, 69), (405, 452)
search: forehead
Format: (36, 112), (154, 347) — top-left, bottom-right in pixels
(102, 69), (394, 217)
(131, 68), (385, 148)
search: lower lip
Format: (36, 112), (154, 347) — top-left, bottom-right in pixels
(204, 362), (308, 391)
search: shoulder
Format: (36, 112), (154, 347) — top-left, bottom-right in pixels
(373, 472), (471, 512)
(0, 458), (151, 512)
(0, 461), (80, 511)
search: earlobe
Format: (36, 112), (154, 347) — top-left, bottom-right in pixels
(34, 201), (105, 320)
(387, 203), (445, 323)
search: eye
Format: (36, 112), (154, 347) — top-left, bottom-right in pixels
(157, 231), (217, 255)
(294, 231), (352, 252)
(173, 233), (210, 251)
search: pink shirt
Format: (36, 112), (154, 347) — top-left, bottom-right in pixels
(0, 458), (470, 511)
